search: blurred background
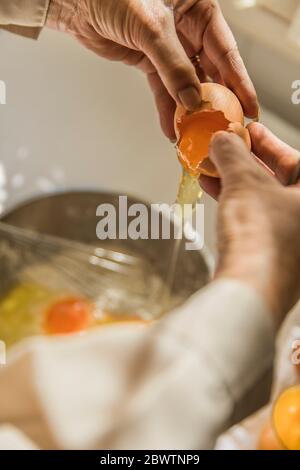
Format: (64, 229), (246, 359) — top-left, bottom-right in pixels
(0, 0), (299, 256)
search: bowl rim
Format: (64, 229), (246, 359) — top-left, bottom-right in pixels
(1, 189), (215, 275)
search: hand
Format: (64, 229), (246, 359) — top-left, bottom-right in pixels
(200, 123), (300, 199)
(206, 126), (300, 327)
(46, 0), (258, 140)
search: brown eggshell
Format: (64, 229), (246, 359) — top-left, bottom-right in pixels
(175, 83), (245, 137)
(175, 83), (251, 178)
(228, 122), (251, 150)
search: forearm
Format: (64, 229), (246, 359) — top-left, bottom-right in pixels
(46, 0), (78, 31)
(164, 279), (275, 422)
(96, 280), (275, 449)
(216, 246), (290, 329)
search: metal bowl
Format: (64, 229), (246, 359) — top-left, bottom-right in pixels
(1, 191), (212, 312)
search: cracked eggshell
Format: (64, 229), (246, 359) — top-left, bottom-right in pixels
(175, 83), (251, 178)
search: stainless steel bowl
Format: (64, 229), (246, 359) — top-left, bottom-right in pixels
(1, 191), (212, 312)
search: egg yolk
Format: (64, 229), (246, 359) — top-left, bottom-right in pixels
(258, 421), (285, 450)
(177, 111), (230, 176)
(273, 385), (300, 450)
(44, 297), (93, 335)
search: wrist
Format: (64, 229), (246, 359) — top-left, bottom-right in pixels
(215, 251), (283, 329)
(46, 0), (78, 31)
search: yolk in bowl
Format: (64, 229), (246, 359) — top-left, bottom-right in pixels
(44, 297), (93, 335)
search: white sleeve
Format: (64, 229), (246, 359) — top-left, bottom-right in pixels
(0, 426), (38, 450)
(0, 280), (275, 449)
(0, 0), (49, 26)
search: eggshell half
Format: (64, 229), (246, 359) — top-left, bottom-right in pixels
(175, 83), (251, 177)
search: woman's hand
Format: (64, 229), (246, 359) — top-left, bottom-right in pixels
(208, 128), (300, 327)
(47, 0), (258, 140)
(200, 123), (300, 199)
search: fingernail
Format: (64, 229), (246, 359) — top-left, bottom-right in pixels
(178, 86), (202, 111)
(169, 138), (177, 144)
(210, 131), (230, 150)
(211, 131), (228, 143)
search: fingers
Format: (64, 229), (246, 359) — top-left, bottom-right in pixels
(148, 72), (177, 140)
(142, 6), (202, 111)
(199, 131), (273, 201)
(209, 131), (261, 187)
(248, 123), (300, 185)
(202, 3), (259, 119)
(201, 125), (300, 200)
(147, 67), (207, 141)
(199, 175), (221, 200)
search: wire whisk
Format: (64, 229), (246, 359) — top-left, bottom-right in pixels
(0, 222), (164, 318)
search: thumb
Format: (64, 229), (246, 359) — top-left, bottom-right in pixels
(209, 131), (258, 187)
(142, 8), (202, 111)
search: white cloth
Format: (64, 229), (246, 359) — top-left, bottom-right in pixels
(0, 0), (49, 38)
(0, 280), (275, 450)
(0, 426), (38, 450)
(0, 0), (49, 26)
